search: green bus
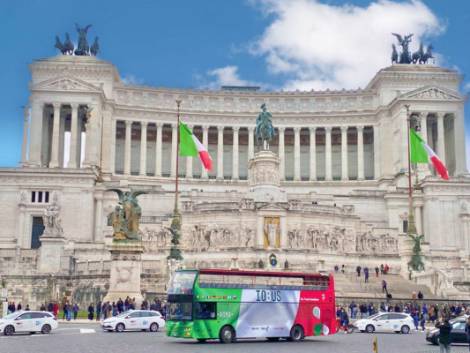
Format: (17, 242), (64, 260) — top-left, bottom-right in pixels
(166, 268), (337, 343)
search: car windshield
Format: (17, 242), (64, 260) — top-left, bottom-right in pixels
(168, 271), (197, 295)
(116, 311), (133, 318)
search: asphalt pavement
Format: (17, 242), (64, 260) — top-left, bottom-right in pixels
(2, 323), (470, 353)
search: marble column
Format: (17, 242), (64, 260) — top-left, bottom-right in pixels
(454, 108), (468, 175)
(94, 194), (104, 242)
(217, 126), (224, 180)
(232, 126), (239, 180)
(49, 103), (62, 168)
(202, 125), (209, 179)
(357, 126), (364, 180)
(155, 122), (162, 177)
(279, 127), (285, 181)
(341, 126), (348, 180)
(256, 216), (264, 248)
(68, 103), (79, 168)
(139, 122), (147, 176)
(185, 125), (193, 178)
(124, 120), (132, 175)
(415, 205), (423, 236)
(294, 127), (301, 181)
(21, 107), (30, 165)
(309, 127), (316, 181)
(325, 127), (332, 181)
(110, 118), (116, 174)
(280, 216), (287, 248)
(436, 112), (446, 166)
(29, 101), (44, 167)
(418, 114), (430, 176)
(373, 124), (380, 179)
(248, 126), (254, 160)
(171, 123), (178, 177)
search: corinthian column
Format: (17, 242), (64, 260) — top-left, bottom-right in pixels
(217, 126), (224, 180)
(309, 127), (316, 181)
(373, 124), (380, 179)
(202, 125), (209, 179)
(248, 126), (254, 160)
(357, 126), (364, 180)
(232, 126), (239, 180)
(294, 127), (301, 181)
(124, 120), (132, 175)
(49, 103), (62, 168)
(139, 122), (147, 176)
(21, 106), (29, 166)
(68, 103), (79, 168)
(341, 126), (348, 180)
(29, 101), (44, 167)
(185, 125), (193, 178)
(171, 123), (178, 177)
(325, 127), (332, 181)
(155, 122), (162, 177)
(110, 118), (116, 174)
(279, 127), (285, 180)
(436, 112), (446, 166)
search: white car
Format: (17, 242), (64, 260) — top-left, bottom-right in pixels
(354, 312), (414, 334)
(101, 310), (165, 333)
(0, 311), (58, 336)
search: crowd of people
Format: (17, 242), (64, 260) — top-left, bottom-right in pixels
(6, 296), (168, 321)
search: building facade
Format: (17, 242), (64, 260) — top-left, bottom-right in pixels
(0, 54), (469, 306)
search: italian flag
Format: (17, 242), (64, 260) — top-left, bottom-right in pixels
(179, 122), (212, 171)
(410, 129), (449, 180)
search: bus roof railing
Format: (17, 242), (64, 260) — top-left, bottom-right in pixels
(198, 268), (330, 280)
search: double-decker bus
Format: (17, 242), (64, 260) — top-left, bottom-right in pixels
(166, 268), (336, 343)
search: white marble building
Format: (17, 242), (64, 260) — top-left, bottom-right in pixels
(1, 54), (469, 305)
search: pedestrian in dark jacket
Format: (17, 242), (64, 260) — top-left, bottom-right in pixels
(465, 317), (470, 352)
(88, 303), (94, 320)
(437, 318), (452, 353)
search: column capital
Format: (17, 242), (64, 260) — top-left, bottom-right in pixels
(436, 112), (446, 119)
(248, 126), (255, 133)
(52, 102), (61, 110)
(155, 121), (163, 128)
(202, 125), (210, 132)
(125, 120), (133, 127)
(217, 125), (224, 132)
(172, 123), (178, 130)
(340, 126), (349, 133)
(309, 127), (317, 134)
(324, 126), (332, 133)
(233, 126), (240, 133)
(140, 121), (148, 128)
(70, 102), (79, 110)
(356, 125), (364, 132)
(293, 127), (301, 133)
(278, 126), (286, 133)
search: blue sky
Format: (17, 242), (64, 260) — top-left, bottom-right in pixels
(1, 0), (469, 167)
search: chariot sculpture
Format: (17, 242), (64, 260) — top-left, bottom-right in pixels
(391, 33), (433, 65)
(54, 23), (99, 56)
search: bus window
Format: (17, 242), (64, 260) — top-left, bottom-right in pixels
(195, 302), (216, 320)
(168, 271), (197, 295)
(168, 302), (192, 321)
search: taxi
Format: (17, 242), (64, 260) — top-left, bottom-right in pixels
(354, 312), (414, 334)
(0, 311), (58, 336)
(102, 310), (165, 333)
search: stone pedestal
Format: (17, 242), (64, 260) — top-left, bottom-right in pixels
(38, 236), (65, 273)
(248, 150), (287, 203)
(103, 242), (144, 306)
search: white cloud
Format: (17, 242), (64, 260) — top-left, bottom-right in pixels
(250, 0), (444, 90)
(122, 74), (144, 85)
(203, 65), (264, 89)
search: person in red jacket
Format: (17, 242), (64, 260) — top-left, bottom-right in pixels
(53, 302), (59, 318)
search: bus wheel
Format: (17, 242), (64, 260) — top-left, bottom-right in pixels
(219, 325), (236, 343)
(288, 325), (304, 342)
(267, 337), (280, 341)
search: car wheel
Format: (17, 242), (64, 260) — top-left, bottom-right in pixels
(288, 325), (305, 341)
(267, 337), (280, 341)
(149, 323), (159, 332)
(219, 325), (236, 343)
(4, 325), (14, 336)
(115, 323), (125, 333)
(400, 325), (410, 334)
(365, 324), (375, 333)
(41, 324), (51, 334)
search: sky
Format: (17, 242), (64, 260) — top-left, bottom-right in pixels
(1, 0), (470, 167)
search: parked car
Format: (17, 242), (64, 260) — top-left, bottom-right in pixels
(0, 311), (58, 336)
(102, 310), (165, 332)
(426, 316), (468, 345)
(354, 312), (414, 334)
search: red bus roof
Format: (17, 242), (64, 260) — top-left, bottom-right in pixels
(198, 268), (330, 280)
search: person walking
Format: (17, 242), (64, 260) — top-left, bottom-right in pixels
(96, 301), (102, 321)
(437, 318), (452, 353)
(382, 279), (387, 293)
(364, 267), (369, 283)
(88, 303), (94, 321)
(375, 266), (380, 277)
(465, 317), (470, 352)
(356, 266), (361, 277)
(72, 303), (79, 320)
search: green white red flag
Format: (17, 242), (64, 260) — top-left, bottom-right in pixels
(410, 128), (448, 180)
(179, 121), (212, 171)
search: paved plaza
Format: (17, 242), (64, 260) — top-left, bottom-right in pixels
(1, 323), (469, 353)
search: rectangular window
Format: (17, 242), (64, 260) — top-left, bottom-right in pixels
(38, 191), (43, 203)
(31, 191), (36, 203)
(195, 302), (216, 320)
(45, 192), (49, 203)
(168, 302), (192, 321)
(31, 216), (45, 249)
(403, 220), (408, 233)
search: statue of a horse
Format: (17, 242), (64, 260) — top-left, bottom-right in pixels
(420, 44), (434, 64)
(55, 36), (67, 55)
(412, 43), (424, 64)
(63, 33), (74, 55)
(90, 37), (100, 56)
(255, 104), (275, 150)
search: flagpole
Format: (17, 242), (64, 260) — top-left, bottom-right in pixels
(174, 99), (181, 212)
(405, 104), (417, 236)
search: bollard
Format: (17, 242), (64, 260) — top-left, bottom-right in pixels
(372, 336), (378, 353)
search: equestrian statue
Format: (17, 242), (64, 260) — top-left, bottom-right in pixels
(255, 103), (276, 150)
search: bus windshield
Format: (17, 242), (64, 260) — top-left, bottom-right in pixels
(168, 271), (197, 295)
